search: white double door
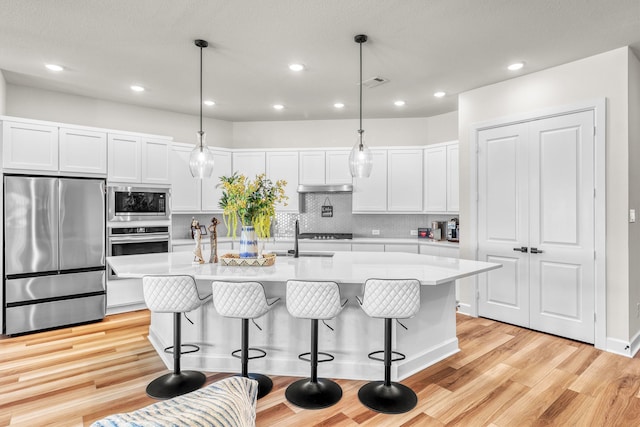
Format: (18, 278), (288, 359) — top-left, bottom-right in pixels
(477, 110), (595, 343)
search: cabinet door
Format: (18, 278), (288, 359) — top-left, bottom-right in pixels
(299, 151), (325, 184)
(423, 145), (447, 212)
(419, 245), (440, 256)
(388, 149), (423, 212)
(352, 243), (385, 252)
(141, 138), (170, 184)
(232, 151), (265, 179)
(447, 143), (459, 212)
(385, 244), (419, 254)
(2, 121), (59, 171)
(325, 150), (352, 184)
(108, 134), (141, 183)
(267, 151), (298, 212)
(202, 150), (232, 211)
(169, 144), (202, 212)
(352, 150), (387, 212)
(59, 128), (107, 175)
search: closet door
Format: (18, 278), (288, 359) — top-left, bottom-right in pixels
(477, 123), (530, 327)
(528, 111), (595, 343)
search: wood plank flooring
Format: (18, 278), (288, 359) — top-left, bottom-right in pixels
(2, 310), (640, 426)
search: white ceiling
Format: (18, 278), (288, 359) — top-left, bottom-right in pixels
(1, 0), (639, 122)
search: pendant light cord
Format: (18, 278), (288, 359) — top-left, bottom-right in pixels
(358, 38), (363, 146)
(199, 44), (203, 147)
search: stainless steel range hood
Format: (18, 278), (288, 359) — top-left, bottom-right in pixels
(297, 184), (353, 193)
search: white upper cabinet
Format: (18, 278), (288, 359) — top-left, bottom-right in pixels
(201, 150), (232, 212)
(299, 151), (326, 185)
(232, 151), (265, 179)
(424, 144), (448, 212)
(325, 150), (352, 184)
(266, 151), (299, 212)
(141, 138), (170, 184)
(108, 134), (171, 184)
(169, 143), (202, 212)
(59, 128), (107, 175)
(446, 143), (459, 212)
(352, 149), (387, 212)
(387, 149), (423, 212)
(423, 141), (459, 213)
(2, 121), (59, 172)
(170, 143), (232, 213)
(108, 134), (141, 183)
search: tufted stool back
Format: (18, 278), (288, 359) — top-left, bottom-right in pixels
(212, 281), (272, 319)
(143, 275), (204, 313)
(360, 278), (420, 319)
(286, 280), (343, 320)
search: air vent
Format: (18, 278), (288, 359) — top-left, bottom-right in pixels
(361, 76), (389, 88)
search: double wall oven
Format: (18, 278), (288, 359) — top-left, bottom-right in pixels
(107, 185), (171, 260)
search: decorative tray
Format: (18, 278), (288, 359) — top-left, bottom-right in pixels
(220, 253), (276, 267)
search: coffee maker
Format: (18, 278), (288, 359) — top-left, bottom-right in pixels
(447, 218), (459, 242)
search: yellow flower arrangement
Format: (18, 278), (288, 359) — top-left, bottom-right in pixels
(218, 172), (288, 239)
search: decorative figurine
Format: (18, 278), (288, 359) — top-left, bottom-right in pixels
(208, 217), (219, 263)
(192, 219), (205, 264)
(190, 217), (199, 239)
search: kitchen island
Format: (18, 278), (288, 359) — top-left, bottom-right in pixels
(107, 251), (500, 381)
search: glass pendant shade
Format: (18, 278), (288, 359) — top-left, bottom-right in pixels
(189, 131), (215, 178)
(349, 133), (373, 178)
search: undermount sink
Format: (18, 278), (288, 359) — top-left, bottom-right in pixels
(270, 250), (335, 258)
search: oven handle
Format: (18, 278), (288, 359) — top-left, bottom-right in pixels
(109, 235), (170, 244)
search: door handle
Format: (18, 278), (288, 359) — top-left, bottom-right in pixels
(513, 246), (528, 253)
(530, 247), (544, 254)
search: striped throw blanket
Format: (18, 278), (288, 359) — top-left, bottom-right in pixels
(91, 376), (258, 427)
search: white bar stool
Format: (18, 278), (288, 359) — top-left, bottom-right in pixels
(142, 275), (212, 400)
(211, 281), (279, 399)
(285, 280), (347, 409)
(356, 278), (420, 414)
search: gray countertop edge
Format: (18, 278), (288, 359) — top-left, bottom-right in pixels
(172, 237), (459, 247)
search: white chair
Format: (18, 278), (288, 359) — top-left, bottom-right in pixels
(142, 275), (212, 399)
(285, 280), (347, 409)
(211, 281), (279, 399)
(356, 278), (420, 414)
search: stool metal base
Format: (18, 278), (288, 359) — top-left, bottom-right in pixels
(358, 381), (418, 414)
(285, 378), (342, 409)
(243, 373), (273, 400)
(146, 370), (206, 400)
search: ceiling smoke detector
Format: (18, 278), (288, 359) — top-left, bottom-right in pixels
(361, 76), (389, 88)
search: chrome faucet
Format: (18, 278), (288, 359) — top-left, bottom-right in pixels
(293, 219), (299, 258)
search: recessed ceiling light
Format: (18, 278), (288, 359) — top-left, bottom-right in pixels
(273, 104), (284, 110)
(508, 62), (524, 71)
(334, 102), (345, 109)
(203, 100), (215, 106)
(45, 64), (64, 72)
(434, 91), (446, 98)
(394, 100), (406, 107)
(130, 85), (145, 92)
(289, 63), (305, 72)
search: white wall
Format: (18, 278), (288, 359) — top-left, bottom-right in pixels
(6, 84), (233, 146)
(233, 111), (457, 149)
(0, 71), (6, 115)
(628, 49), (640, 339)
(458, 47), (631, 342)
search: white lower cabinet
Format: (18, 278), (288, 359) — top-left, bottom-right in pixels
(299, 241), (351, 252)
(419, 244), (460, 258)
(352, 243), (385, 252)
(385, 244), (419, 254)
(106, 278), (145, 315)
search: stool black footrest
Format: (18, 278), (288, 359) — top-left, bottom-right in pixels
(298, 351), (334, 363)
(231, 347), (267, 360)
(367, 350), (406, 363)
(163, 344), (200, 355)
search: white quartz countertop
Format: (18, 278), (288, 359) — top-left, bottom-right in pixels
(171, 237), (458, 247)
(107, 251), (499, 286)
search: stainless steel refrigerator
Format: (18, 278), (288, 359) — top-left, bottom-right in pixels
(3, 176), (106, 335)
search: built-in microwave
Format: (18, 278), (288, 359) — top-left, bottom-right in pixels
(107, 186), (171, 222)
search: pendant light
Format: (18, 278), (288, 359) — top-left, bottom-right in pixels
(189, 39), (215, 179)
(349, 34), (373, 178)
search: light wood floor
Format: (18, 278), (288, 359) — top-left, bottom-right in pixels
(2, 310), (640, 426)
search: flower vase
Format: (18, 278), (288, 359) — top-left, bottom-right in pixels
(239, 225), (258, 258)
